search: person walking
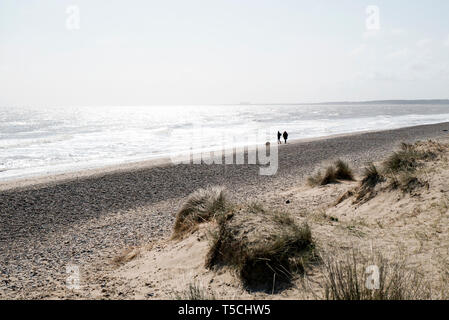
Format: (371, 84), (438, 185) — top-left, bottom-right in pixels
(277, 131), (282, 144)
(283, 131), (288, 144)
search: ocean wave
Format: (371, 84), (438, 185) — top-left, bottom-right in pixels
(0, 135), (73, 149)
(1, 104), (449, 181)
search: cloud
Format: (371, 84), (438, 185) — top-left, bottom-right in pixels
(391, 28), (406, 36)
(349, 44), (367, 56)
(416, 38), (432, 47)
(362, 28), (405, 40)
(444, 35), (449, 47)
(386, 48), (409, 59)
(363, 30), (380, 40)
(354, 71), (398, 82)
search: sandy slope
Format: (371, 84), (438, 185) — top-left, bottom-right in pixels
(75, 138), (449, 300)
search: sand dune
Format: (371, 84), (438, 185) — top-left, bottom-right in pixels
(94, 138), (449, 300)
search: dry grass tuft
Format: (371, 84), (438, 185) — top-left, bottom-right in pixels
(380, 140), (446, 194)
(383, 150), (419, 173)
(322, 250), (431, 300)
(307, 170), (324, 187)
(239, 224), (314, 290)
(247, 201), (266, 214)
(173, 281), (215, 300)
(383, 141), (439, 174)
(335, 189), (355, 205)
(353, 163), (385, 203)
(361, 163), (384, 189)
(330, 141), (446, 205)
(172, 187), (229, 239)
(321, 166), (338, 185)
(396, 172), (429, 193)
(206, 205), (315, 292)
(112, 247), (141, 267)
(308, 160), (354, 187)
(335, 159), (355, 181)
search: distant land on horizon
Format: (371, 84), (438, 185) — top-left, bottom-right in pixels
(241, 99), (449, 106)
(312, 99), (449, 105)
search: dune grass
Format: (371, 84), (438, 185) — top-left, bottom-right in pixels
(397, 171), (428, 193)
(381, 142), (438, 193)
(383, 150), (418, 173)
(174, 281), (215, 300)
(111, 247), (140, 267)
(307, 170), (324, 186)
(308, 160), (354, 187)
(206, 206), (315, 291)
(239, 224), (313, 289)
(335, 159), (355, 181)
(172, 187), (229, 239)
(321, 166), (338, 185)
(336, 140), (446, 204)
(352, 162), (382, 203)
(360, 163), (384, 189)
(383, 142), (437, 174)
(322, 250), (431, 300)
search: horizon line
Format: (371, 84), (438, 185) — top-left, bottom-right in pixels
(2, 98), (449, 108)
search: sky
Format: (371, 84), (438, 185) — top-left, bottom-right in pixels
(1, 0), (449, 106)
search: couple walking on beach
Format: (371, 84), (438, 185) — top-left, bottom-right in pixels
(277, 131), (288, 144)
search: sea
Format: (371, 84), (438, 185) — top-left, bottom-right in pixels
(1, 102), (449, 181)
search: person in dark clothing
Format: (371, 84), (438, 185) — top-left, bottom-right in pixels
(277, 131), (282, 144)
(283, 131), (288, 144)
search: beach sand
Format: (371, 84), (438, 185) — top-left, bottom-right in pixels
(1, 122), (449, 299)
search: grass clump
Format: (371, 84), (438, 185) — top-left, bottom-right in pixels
(335, 159), (355, 181)
(240, 224), (313, 289)
(247, 201), (266, 214)
(321, 166), (338, 185)
(308, 160), (354, 187)
(396, 172), (428, 193)
(352, 163), (385, 203)
(174, 281), (215, 300)
(383, 141), (437, 174)
(336, 141), (447, 204)
(383, 150), (418, 173)
(272, 211), (295, 225)
(322, 250), (431, 300)
(172, 187), (229, 239)
(358, 141), (439, 198)
(361, 163), (384, 189)
(112, 247), (140, 267)
(307, 170), (323, 186)
(381, 141), (442, 193)
(206, 205), (315, 292)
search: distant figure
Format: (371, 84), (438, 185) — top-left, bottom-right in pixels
(277, 131), (282, 144)
(283, 131), (288, 144)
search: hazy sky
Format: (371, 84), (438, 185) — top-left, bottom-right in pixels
(1, 0), (449, 106)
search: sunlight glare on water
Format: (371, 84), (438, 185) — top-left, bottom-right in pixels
(1, 103), (449, 180)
